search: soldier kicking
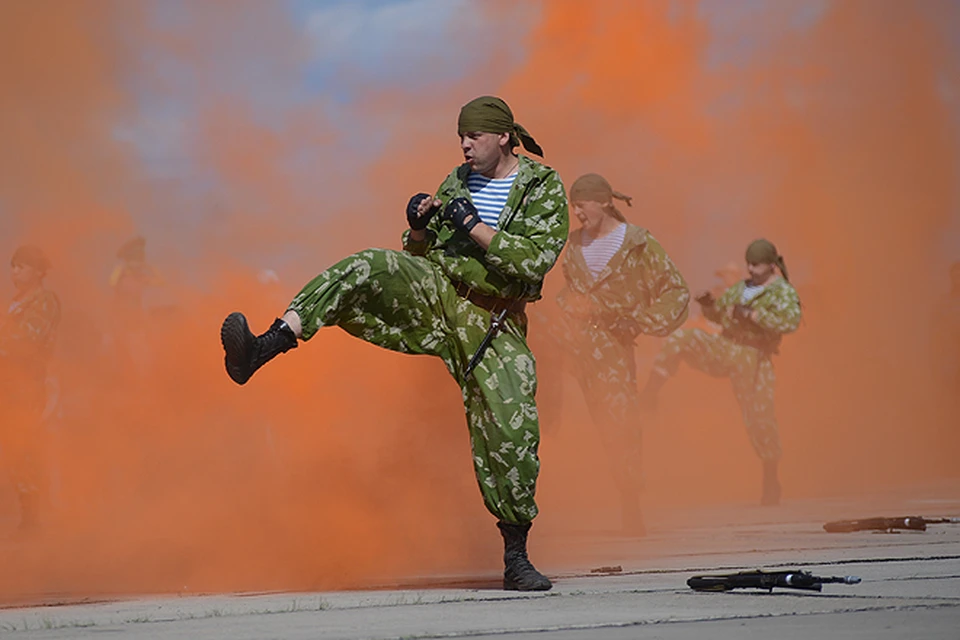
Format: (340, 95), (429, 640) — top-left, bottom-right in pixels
(640, 239), (801, 506)
(219, 96), (568, 591)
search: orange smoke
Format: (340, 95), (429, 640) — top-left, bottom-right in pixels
(0, 0), (958, 603)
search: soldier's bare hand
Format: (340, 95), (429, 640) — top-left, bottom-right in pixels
(694, 291), (714, 307)
(732, 304), (754, 323)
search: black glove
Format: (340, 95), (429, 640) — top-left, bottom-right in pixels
(406, 193), (439, 231)
(444, 197), (481, 234)
(695, 292), (715, 307)
(732, 304), (753, 323)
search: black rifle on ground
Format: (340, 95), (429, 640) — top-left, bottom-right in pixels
(824, 516), (960, 533)
(687, 569), (860, 593)
(464, 308), (509, 379)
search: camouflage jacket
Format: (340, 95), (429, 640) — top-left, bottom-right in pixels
(706, 277), (801, 352)
(0, 287), (61, 384)
(557, 225), (690, 339)
(403, 155), (569, 302)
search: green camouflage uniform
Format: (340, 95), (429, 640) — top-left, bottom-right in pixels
(552, 226), (689, 496)
(652, 277), (801, 461)
(0, 287), (61, 495)
(289, 155), (569, 524)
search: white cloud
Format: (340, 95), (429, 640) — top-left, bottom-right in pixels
(302, 0), (520, 85)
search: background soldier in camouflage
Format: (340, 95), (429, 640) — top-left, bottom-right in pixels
(640, 239), (801, 506)
(551, 173), (689, 535)
(220, 96), (568, 591)
(0, 245), (61, 534)
(109, 235), (164, 320)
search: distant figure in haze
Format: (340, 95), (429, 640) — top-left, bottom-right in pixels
(639, 239), (801, 507)
(219, 96), (567, 591)
(109, 235), (164, 320)
(0, 245), (61, 535)
(550, 173), (689, 535)
(108, 235), (164, 377)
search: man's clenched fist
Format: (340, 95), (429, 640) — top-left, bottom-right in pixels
(444, 197), (481, 234)
(406, 193), (440, 231)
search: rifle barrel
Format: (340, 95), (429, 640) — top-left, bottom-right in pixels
(688, 570), (861, 592)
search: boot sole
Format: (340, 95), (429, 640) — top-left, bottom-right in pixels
(503, 578), (553, 591)
(220, 312), (252, 385)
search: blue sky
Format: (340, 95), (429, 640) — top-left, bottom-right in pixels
(105, 0), (960, 282)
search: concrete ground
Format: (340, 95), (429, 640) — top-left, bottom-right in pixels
(2, 482), (958, 639)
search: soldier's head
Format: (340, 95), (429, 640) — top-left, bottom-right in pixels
(10, 245), (50, 292)
(745, 238), (788, 285)
(569, 173), (631, 234)
(117, 235), (146, 266)
(458, 96), (543, 178)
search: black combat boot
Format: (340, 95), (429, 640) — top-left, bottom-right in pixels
(497, 521), (552, 591)
(220, 313), (298, 385)
(760, 460), (781, 506)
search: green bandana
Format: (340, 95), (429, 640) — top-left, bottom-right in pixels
(569, 173), (633, 206)
(457, 96), (544, 157)
(746, 238), (790, 282)
(569, 173), (632, 223)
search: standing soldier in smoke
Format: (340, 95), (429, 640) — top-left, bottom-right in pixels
(110, 235), (164, 318)
(639, 239), (801, 506)
(0, 245), (61, 534)
(219, 96), (568, 591)
(550, 173), (689, 535)
(108, 235), (164, 378)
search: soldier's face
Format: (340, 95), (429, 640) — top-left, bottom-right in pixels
(11, 262), (43, 291)
(460, 131), (509, 176)
(747, 261), (776, 284)
(572, 199), (608, 232)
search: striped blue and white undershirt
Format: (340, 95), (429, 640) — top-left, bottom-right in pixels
(467, 171), (517, 230)
(581, 223), (627, 279)
(741, 283), (766, 303)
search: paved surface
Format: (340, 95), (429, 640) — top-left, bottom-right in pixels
(2, 483), (959, 639)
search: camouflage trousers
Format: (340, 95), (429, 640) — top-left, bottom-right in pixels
(548, 315), (644, 499)
(652, 328), (782, 462)
(289, 248), (541, 524)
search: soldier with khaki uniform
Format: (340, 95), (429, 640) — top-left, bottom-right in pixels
(220, 96), (568, 591)
(0, 245), (61, 534)
(551, 174), (689, 534)
(640, 239), (801, 505)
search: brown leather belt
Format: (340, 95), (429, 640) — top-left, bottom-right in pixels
(453, 281), (527, 315)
